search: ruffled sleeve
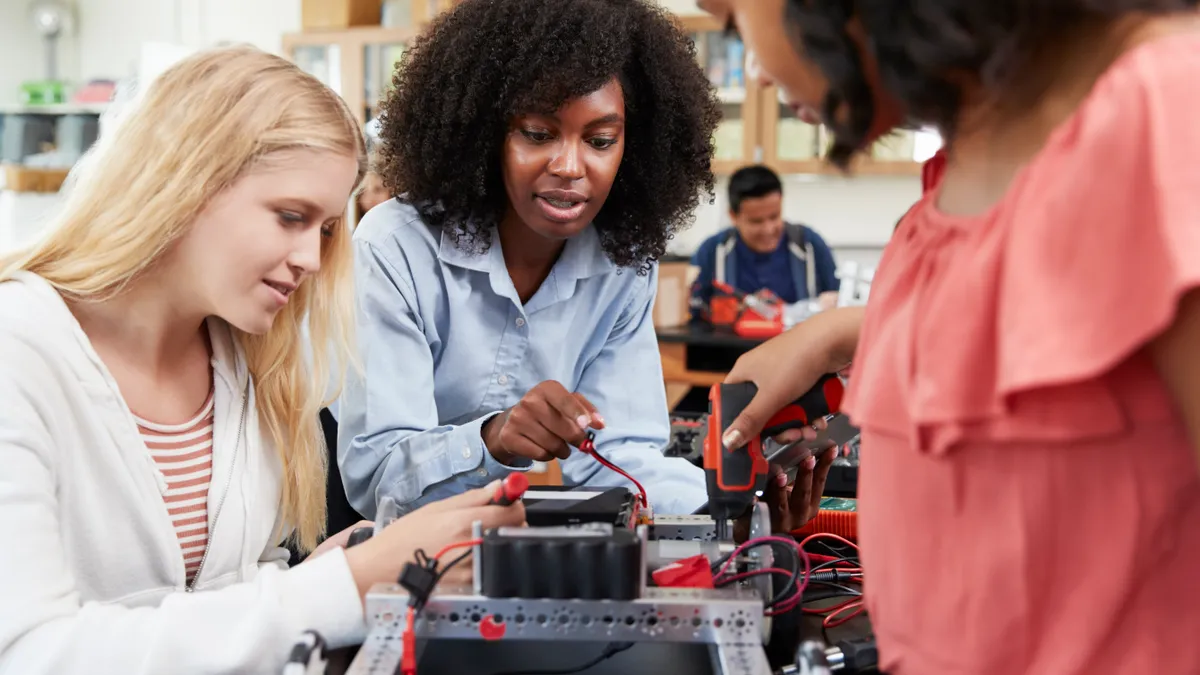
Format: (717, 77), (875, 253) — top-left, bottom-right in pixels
(844, 34), (1200, 455)
(996, 35), (1200, 400)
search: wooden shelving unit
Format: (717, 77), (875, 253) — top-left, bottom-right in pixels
(282, 24), (418, 128)
(282, 4), (929, 177)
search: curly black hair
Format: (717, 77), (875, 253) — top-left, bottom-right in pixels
(376, 0), (721, 272)
(786, 0), (1200, 168)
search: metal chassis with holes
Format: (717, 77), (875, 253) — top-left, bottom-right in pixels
(344, 507), (776, 675)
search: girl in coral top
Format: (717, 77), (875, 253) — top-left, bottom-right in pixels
(700, 1), (1200, 674)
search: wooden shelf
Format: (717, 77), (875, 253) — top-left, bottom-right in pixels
(282, 25), (418, 128)
(281, 9), (933, 178)
(770, 158), (924, 178)
(2, 165), (70, 193)
(283, 25), (416, 47)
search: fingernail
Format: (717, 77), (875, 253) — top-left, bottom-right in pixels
(722, 429), (743, 448)
(804, 456), (817, 470)
(775, 472), (788, 487)
(593, 413), (606, 426)
(576, 414), (590, 429)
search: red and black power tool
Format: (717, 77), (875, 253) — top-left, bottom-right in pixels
(701, 373), (845, 540)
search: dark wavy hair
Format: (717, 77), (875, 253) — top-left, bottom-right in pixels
(786, 0), (1200, 167)
(376, 0), (721, 272)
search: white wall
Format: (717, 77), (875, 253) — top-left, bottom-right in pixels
(74, 0), (300, 82)
(6, 0), (911, 265)
(0, 0), (82, 104)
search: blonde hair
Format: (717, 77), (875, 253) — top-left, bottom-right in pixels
(2, 45), (366, 552)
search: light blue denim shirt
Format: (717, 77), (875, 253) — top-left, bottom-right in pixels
(337, 200), (707, 518)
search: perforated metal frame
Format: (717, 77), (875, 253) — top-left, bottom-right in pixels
(348, 586), (770, 675)
(344, 505), (777, 675)
(347, 641), (770, 675)
(650, 514), (726, 542)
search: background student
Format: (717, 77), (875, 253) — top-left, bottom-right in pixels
(689, 164), (839, 321)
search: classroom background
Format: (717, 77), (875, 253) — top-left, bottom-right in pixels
(0, 0), (939, 267)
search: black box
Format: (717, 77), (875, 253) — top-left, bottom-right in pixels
(480, 523), (641, 600)
(521, 487), (638, 529)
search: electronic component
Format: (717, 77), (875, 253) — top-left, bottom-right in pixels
(480, 523), (642, 600)
(331, 505), (788, 675)
(665, 412), (705, 465)
(779, 638), (878, 674)
(521, 486), (639, 529)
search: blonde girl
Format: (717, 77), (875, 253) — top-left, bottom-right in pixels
(0, 45), (522, 674)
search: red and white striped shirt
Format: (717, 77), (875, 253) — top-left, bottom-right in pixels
(135, 391), (215, 585)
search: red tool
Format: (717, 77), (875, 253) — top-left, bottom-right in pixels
(700, 373), (845, 540)
(488, 473), (530, 506)
(708, 281), (786, 338)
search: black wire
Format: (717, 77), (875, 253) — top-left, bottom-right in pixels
(767, 542), (801, 608)
(811, 552), (859, 571)
(433, 549), (473, 585)
(713, 541), (802, 609)
(487, 642), (635, 675)
(811, 540), (854, 559)
(805, 580), (863, 597)
(809, 557), (860, 575)
(802, 589), (861, 604)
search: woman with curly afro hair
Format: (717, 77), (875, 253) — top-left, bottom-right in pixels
(702, 1), (1200, 674)
(338, 0), (832, 527)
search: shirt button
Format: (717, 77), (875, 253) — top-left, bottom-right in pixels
(476, 469), (488, 477)
(498, 374), (509, 385)
(462, 447), (472, 459)
(515, 317), (525, 327)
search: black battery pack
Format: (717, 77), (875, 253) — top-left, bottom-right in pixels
(480, 523), (641, 600)
(521, 487), (638, 528)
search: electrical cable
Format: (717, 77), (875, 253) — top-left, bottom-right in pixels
(487, 642), (636, 675)
(714, 542), (802, 609)
(712, 535), (813, 615)
(794, 533), (867, 627)
(399, 538), (484, 675)
(805, 580), (862, 597)
(579, 432), (648, 507)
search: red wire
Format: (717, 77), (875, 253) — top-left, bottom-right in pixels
(433, 538), (482, 561)
(795, 532), (864, 620)
(802, 594), (862, 616)
(823, 601), (865, 628)
(401, 539), (483, 675)
(715, 566), (796, 585)
(400, 607), (417, 675)
(579, 435), (649, 507)
(713, 535), (813, 616)
(799, 532), (859, 553)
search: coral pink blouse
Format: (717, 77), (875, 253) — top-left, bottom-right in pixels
(843, 32), (1200, 675)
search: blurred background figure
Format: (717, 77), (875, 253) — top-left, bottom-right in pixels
(688, 164), (839, 323)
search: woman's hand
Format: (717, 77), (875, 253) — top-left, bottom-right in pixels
(721, 307), (865, 451)
(482, 380), (605, 464)
(734, 443), (838, 539)
(344, 483), (526, 600)
(764, 448), (836, 533)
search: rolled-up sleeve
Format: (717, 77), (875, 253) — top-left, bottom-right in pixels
(565, 266), (708, 515)
(336, 238), (513, 519)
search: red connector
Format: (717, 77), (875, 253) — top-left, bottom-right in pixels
(578, 431), (649, 508)
(401, 607), (417, 675)
(488, 473), (529, 506)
